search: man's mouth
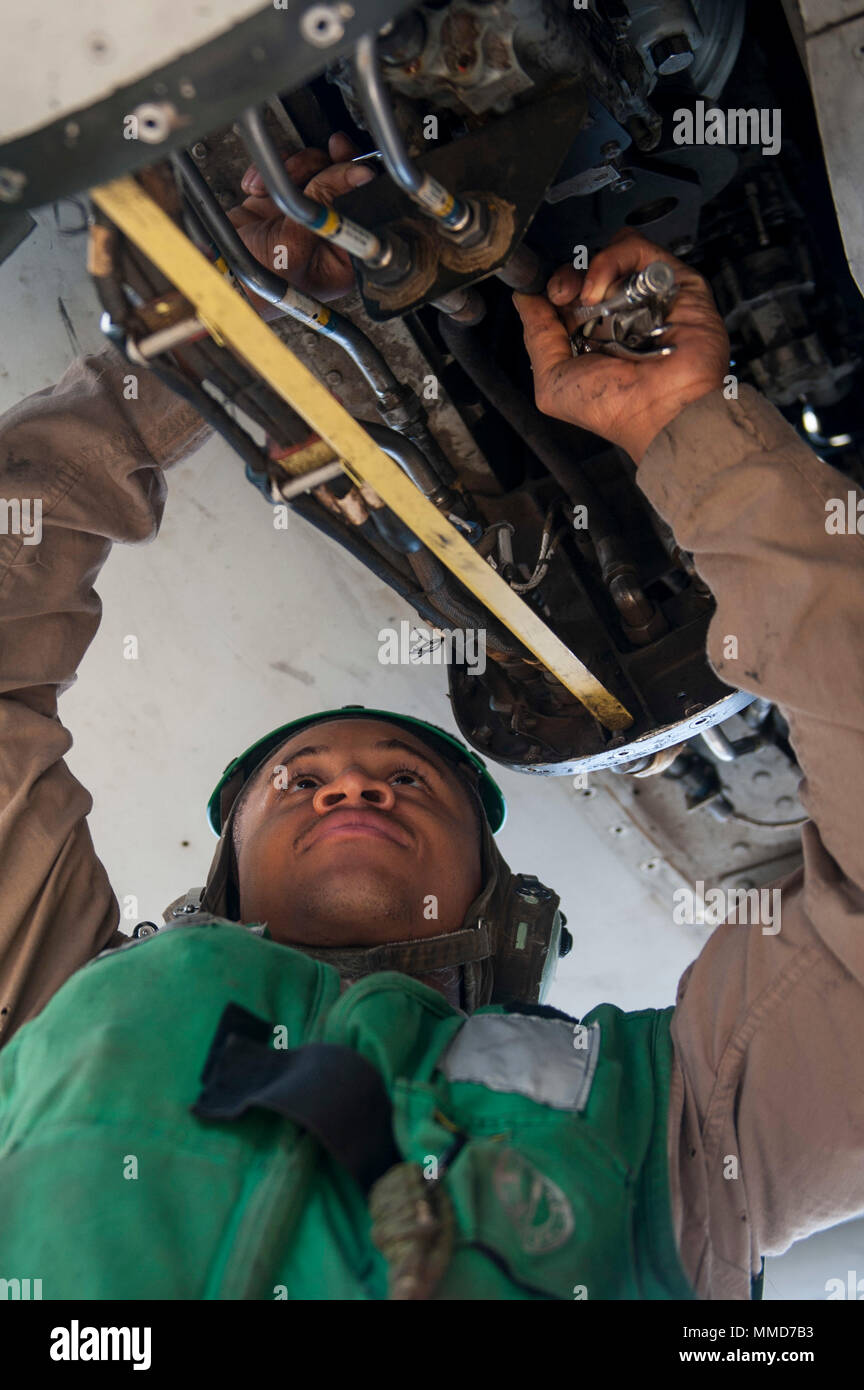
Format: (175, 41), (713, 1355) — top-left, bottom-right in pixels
(301, 809), (411, 852)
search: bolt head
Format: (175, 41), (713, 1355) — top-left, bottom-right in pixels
(133, 101), (179, 144)
(650, 32), (694, 76)
(301, 4), (345, 46)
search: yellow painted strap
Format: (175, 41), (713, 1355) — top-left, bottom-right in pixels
(92, 176), (633, 731)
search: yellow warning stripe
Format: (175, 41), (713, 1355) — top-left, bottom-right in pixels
(91, 175), (633, 731)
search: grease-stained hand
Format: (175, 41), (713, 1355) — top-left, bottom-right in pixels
(227, 132), (372, 303)
(512, 229), (731, 462)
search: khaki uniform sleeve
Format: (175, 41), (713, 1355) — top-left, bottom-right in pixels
(0, 350), (210, 1048)
(637, 384), (864, 1299)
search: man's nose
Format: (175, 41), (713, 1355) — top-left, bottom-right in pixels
(312, 767), (397, 815)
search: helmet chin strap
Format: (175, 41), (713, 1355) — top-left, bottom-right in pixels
(294, 923), (495, 1012)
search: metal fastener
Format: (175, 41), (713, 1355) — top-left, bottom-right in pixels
(650, 33), (694, 75)
(300, 3), (348, 46)
(0, 167), (27, 203)
(132, 101), (180, 144)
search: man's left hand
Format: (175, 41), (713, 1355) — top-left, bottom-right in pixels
(227, 132), (372, 302)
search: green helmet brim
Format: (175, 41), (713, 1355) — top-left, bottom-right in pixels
(207, 704), (507, 836)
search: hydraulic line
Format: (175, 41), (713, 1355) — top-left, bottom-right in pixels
(407, 549), (522, 658)
(237, 106), (404, 272)
(290, 492), (490, 645)
(174, 151), (397, 397)
(174, 150), (456, 501)
(359, 421), (447, 500)
(353, 33), (474, 235)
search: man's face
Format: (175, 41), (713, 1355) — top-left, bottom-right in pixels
(233, 718), (484, 946)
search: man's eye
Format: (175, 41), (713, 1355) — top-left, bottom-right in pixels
(279, 765), (429, 791)
(286, 773), (319, 791)
(389, 766), (428, 787)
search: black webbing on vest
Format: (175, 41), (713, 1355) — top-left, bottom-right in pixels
(192, 1003), (401, 1193)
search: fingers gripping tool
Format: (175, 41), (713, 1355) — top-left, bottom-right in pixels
(570, 260), (679, 362)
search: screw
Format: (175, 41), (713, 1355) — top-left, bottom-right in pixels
(325, 369), (343, 385)
(0, 167), (27, 203)
(300, 3), (348, 46)
(601, 141), (621, 160)
(191, 143), (208, 161)
(132, 101), (180, 144)
(178, 78), (196, 99)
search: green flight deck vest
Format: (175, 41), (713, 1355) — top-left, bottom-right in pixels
(0, 922), (695, 1300)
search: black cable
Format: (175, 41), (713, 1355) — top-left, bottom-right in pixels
(144, 358), (273, 497)
(437, 313), (617, 540)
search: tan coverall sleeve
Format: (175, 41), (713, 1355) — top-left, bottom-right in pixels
(0, 350), (209, 1047)
(637, 384), (864, 1299)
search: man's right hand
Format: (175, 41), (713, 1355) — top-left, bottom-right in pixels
(512, 229), (731, 463)
(227, 132), (372, 302)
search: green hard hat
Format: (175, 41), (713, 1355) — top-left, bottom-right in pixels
(207, 704), (507, 837)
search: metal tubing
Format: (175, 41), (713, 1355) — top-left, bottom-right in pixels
(174, 151), (398, 398)
(700, 725), (738, 762)
(127, 317), (206, 361)
(495, 244), (547, 294)
(432, 286), (487, 325)
(175, 150), (455, 504)
(359, 421), (448, 500)
(275, 461), (345, 499)
(237, 107), (394, 268)
(353, 33), (472, 234)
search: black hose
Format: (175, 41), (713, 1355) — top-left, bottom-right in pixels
(143, 359), (273, 496)
(407, 549), (523, 658)
(288, 495), (466, 634)
(437, 313), (617, 540)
